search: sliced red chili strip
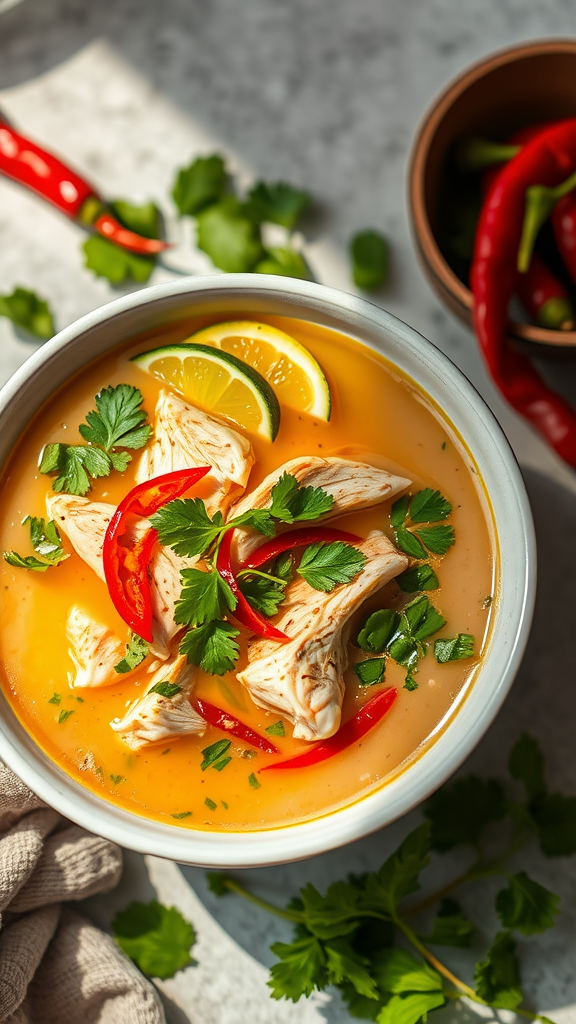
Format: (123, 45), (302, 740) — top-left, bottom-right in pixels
(0, 119), (95, 218)
(103, 467), (211, 642)
(216, 529), (290, 643)
(261, 687), (397, 771)
(193, 698), (278, 754)
(94, 211), (171, 255)
(242, 527), (362, 571)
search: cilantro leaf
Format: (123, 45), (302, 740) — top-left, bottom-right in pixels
(206, 871), (232, 897)
(268, 933), (327, 1001)
(255, 247), (312, 279)
(112, 900), (195, 979)
(4, 514), (68, 572)
(531, 792), (576, 857)
(3, 551), (52, 571)
(247, 181), (310, 229)
(151, 498), (225, 557)
(373, 948), (442, 994)
(394, 526), (427, 559)
(58, 709), (74, 723)
(265, 721), (285, 736)
(403, 596), (446, 641)
(172, 154), (228, 216)
(357, 609), (400, 653)
(300, 881), (361, 940)
(114, 633), (149, 673)
(180, 619), (240, 675)
(508, 733), (546, 802)
(79, 384), (151, 452)
(175, 567), (237, 627)
(434, 633), (475, 663)
(409, 489), (452, 523)
(496, 872), (560, 935)
(83, 235), (155, 285)
(298, 541), (366, 592)
(350, 230), (389, 291)
(273, 551), (294, 582)
(205, 797), (217, 811)
(376, 991), (445, 1024)
(40, 442), (112, 496)
(391, 494), (410, 527)
(196, 196), (264, 272)
(148, 681), (182, 698)
(422, 898), (474, 948)
(201, 739), (232, 771)
(268, 472), (334, 523)
(354, 658), (386, 686)
(48, 693), (61, 705)
(424, 776), (506, 851)
(324, 937), (378, 999)
(414, 525), (455, 556)
(474, 931), (523, 1009)
(396, 564), (439, 593)
(229, 508), (276, 535)
(248, 772), (261, 789)
(0, 286), (54, 340)
(238, 573), (287, 617)
(362, 824), (430, 916)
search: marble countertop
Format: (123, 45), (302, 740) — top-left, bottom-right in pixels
(1, 2), (575, 1022)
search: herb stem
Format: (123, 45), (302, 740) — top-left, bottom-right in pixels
(220, 878), (303, 922)
(236, 568), (286, 586)
(394, 914), (476, 998)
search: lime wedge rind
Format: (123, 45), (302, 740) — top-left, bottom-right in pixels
(131, 343), (281, 441)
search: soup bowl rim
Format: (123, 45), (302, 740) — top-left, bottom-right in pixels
(0, 274), (536, 867)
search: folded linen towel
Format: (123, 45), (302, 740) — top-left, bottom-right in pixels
(0, 762), (165, 1024)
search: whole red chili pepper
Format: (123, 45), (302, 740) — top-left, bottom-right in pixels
(260, 687), (398, 771)
(216, 530), (290, 642)
(241, 526), (362, 571)
(551, 194), (576, 287)
(0, 114), (169, 255)
(192, 698), (279, 754)
(103, 467), (210, 641)
(471, 118), (576, 467)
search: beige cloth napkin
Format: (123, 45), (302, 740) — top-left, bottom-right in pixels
(0, 762), (165, 1024)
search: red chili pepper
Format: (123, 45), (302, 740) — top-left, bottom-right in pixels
(103, 467), (211, 641)
(241, 526), (363, 570)
(216, 530), (290, 642)
(471, 118), (576, 467)
(551, 194), (576, 287)
(261, 687), (398, 771)
(0, 115), (170, 255)
(192, 698), (279, 754)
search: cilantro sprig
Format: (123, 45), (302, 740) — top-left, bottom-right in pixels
(391, 488), (455, 560)
(40, 384), (151, 495)
(3, 516), (68, 572)
(206, 734), (574, 1023)
(356, 595), (448, 690)
(112, 900), (196, 979)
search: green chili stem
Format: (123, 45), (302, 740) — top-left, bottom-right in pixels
(457, 137), (521, 172)
(518, 167), (576, 273)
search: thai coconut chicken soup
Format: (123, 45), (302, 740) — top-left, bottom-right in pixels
(0, 316), (495, 830)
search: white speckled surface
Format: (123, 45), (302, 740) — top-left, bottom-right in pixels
(1, 3), (575, 1022)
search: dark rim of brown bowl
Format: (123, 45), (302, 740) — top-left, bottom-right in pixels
(409, 38), (576, 350)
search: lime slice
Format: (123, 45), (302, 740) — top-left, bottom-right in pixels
(132, 343), (280, 441)
(187, 320), (331, 420)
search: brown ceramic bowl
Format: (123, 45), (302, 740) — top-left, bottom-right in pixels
(409, 39), (576, 353)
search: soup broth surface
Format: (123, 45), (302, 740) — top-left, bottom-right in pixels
(0, 315), (495, 830)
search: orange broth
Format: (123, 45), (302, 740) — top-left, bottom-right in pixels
(0, 315), (495, 831)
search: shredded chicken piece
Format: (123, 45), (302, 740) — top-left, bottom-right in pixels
(110, 654), (204, 750)
(47, 495), (112, 581)
(237, 530), (408, 741)
(135, 389), (255, 515)
(66, 606), (126, 688)
(148, 544), (194, 658)
(230, 456), (411, 561)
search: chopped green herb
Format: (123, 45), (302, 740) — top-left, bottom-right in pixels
(110, 774), (126, 785)
(212, 756), (232, 772)
(248, 772), (261, 790)
(392, 488), (454, 559)
(434, 633), (475, 663)
(175, 567), (236, 627)
(148, 681), (182, 698)
(350, 230), (389, 290)
(221, 801), (229, 810)
(48, 693), (61, 705)
(297, 541), (366, 592)
(247, 181), (310, 229)
(255, 247), (312, 280)
(171, 811), (192, 819)
(265, 721), (286, 737)
(75, 696), (84, 703)
(357, 608), (400, 653)
(115, 633), (150, 674)
(483, 595), (493, 608)
(396, 563), (439, 593)
(354, 657), (386, 686)
(4, 516), (68, 572)
(112, 900), (195, 979)
(196, 195), (264, 273)
(58, 709), (74, 724)
(441, 441), (447, 450)
(0, 286), (54, 340)
(200, 739), (232, 771)
(180, 619), (240, 676)
(205, 797), (217, 811)
(172, 154), (228, 216)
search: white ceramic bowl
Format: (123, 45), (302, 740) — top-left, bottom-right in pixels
(0, 275), (535, 867)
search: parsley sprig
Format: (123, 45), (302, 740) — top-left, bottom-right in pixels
(3, 516), (68, 572)
(39, 384), (151, 495)
(206, 734), (574, 1023)
(392, 488), (455, 560)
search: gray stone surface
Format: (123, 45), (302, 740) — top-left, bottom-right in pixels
(1, 2), (575, 1022)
